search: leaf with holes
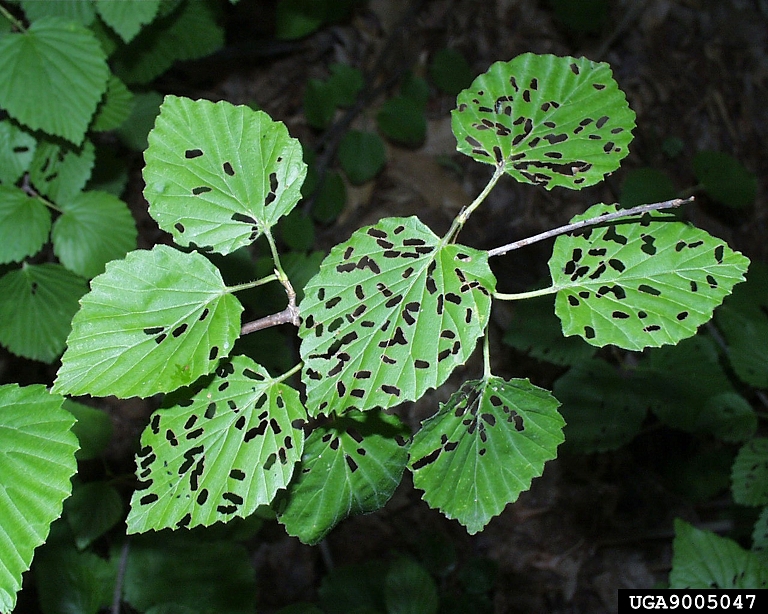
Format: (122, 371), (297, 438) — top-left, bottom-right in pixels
(732, 438), (768, 507)
(53, 245), (242, 398)
(127, 356), (305, 533)
(299, 216), (495, 417)
(409, 377), (563, 534)
(277, 409), (410, 545)
(0, 119), (36, 185)
(29, 138), (96, 204)
(549, 202), (749, 350)
(143, 96), (306, 255)
(452, 53), (635, 190)
(0, 384), (79, 614)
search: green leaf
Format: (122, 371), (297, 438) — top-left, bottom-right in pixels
(452, 53), (635, 190)
(311, 169), (346, 224)
(280, 209), (315, 251)
(52, 190), (137, 278)
(550, 202), (750, 350)
(0, 384), (79, 614)
(319, 561), (388, 614)
(502, 291), (596, 366)
(63, 399), (113, 461)
(0, 17), (108, 144)
(409, 377), (563, 534)
(277, 409), (410, 545)
(0, 119), (36, 184)
(715, 262), (768, 388)
(29, 138), (96, 204)
(85, 145), (129, 197)
(693, 150), (757, 209)
(90, 74), (134, 132)
(0, 184), (51, 264)
(126, 356), (306, 533)
(303, 78), (336, 129)
(35, 546), (114, 614)
(112, 0), (223, 84)
(275, 0), (326, 40)
(553, 359), (647, 453)
(752, 507), (768, 566)
(19, 0), (96, 25)
(95, 0), (161, 43)
(143, 95), (307, 255)
(327, 63), (364, 107)
(619, 167), (677, 209)
(115, 90), (163, 151)
(429, 48), (473, 96)
(377, 96), (427, 148)
(123, 532), (256, 614)
(65, 482), (124, 550)
(385, 557), (439, 614)
(299, 216), (495, 416)
(53, 245), (243, 398)
(0, 263), (87, 363)
(337, 130), (386, 185)
(732, 438), (768, 507)
(670, 519), (768, 588)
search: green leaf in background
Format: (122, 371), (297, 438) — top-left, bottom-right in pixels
(732, 438), (768, 507)
(65, 482), (124, 550)
(385, 557), (439, 614)
(115, 90), (163, 151)
(63, 399), (113, 461)
(429, 48), (473, 96)
(90, 74), (134, 132)
(337, 129), (386, 184)
(0, 185), (51, 265)
(715, 262), (768, 388)
(123, 532), (256, 614)
(280, 209), (315, 251)
(693, 150), (757, 209)
(52, 190), (137, 278)
(550, 202), (749, 350)
(452, 53), (635, 190)
(670, 519), (768, 588)
(86, 145), (130, 197)
(327, 63), (364, 107)
(310, 169), (346, 224)
(377, 96), (427, 148)
(401, 72), (429, 110)
(144, 96), (307, 254)
(0, 263), (87, 363)
(0, 384), (79, 614)
(303, 78), (336, 129)
(299, 216), (495, 416)
(752, 507), (768, 566)
(35, 546), (114, 614)
(637, 336), (756, 441)
(409, 377), (563, 534)
(53, 245), (243, 398)
(0, 17), (108, 144)
(0, 119), (36, 184)
(29, 138), (96, 204)
(275, 0), (326, 39)
(319, 561), (389, 614)
(502, 291), (596, 366)
(111, 0), (224, 84)
(19, 0), (97, 26)
(95, 0), (161, 43)
(553, 359), (647, 453)
(277, 409), (410, 545)
(619, 167), (677, 209)
(126, 357), (305, 533)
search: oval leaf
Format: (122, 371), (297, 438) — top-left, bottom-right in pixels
(127, 357), (306, 533)
(277, 409), (410, 545)
(0, 184), (51, 264)
(0, 384), (79, 614)
(732, 438), (768, 507)
(54, 245), (243, 398)
(452, 53), (635, 190)
(409, 376), (563, 534)
(549, 202), (750, 350)
(299, 216), (495, 416)
(143, 95), (307, 255)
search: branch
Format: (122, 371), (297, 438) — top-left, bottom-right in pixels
(487, 197), (694, 258)
(240, 275), (300, 335)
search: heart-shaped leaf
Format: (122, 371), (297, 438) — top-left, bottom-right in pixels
(549, 202), (750, 350)
(452, 53), (635, 190)
(143, 95), (306, 255)
(127, 356), (306, 533)
(299, 216), (495, 416)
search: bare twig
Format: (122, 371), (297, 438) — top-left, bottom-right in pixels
(487, 197), (693, 259)
(240, 275), (300, 335)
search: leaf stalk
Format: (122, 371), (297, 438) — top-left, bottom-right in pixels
(443, 163), (505, 244)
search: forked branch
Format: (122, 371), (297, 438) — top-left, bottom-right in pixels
(240, 274), (300, 335)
